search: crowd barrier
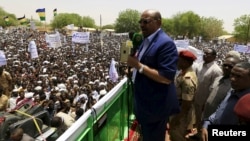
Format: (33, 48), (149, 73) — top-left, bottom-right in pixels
(56, 77), (134, 141)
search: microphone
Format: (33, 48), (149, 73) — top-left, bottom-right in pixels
(127, 32), (143, 78)
(129, 32), (143, 56)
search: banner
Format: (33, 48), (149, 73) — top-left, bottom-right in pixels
(45, 31), (62, 48)
(234, 44), (250, 53)
(0, 50), (7, 66)
(28, 40), (39, 59)
(174, 40), (189, 49)
(30, 21), (36, 30)
(109, 58), (119, 83)
(72, 31), (90, 44)
(67, 24), (74, 30)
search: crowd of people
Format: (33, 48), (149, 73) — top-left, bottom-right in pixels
(1, 12), (250, 141)
(0, 27), (127, 140)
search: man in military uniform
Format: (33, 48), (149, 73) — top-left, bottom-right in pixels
(169, 50), (198, 141)
(0, 86), (8, 112)
(0, 66), (13, 98)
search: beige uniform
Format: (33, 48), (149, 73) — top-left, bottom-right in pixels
(170, 67), (197, 141)
(0, 94), (8, 111)
(0, 70), (13, 97)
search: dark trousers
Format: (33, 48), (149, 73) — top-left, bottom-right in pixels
(140, 118), (168, 141)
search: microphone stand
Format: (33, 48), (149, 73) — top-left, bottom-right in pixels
(126, 32), (143, 140)
(127, 45), (138, 79)
(126, 46), (137, 141)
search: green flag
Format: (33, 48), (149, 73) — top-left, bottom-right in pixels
(36, 8), (46, 21)
(3, 16), (9, 25)
(53, 8), (57, 17)
(17, 15), (28, 25)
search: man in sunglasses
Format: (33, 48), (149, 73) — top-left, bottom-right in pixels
(200, 56), (240, 129)
(201, 61), (250, 141)
(127, 9), (179, 141)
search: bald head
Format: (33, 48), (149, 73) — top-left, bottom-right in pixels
(142, 9), (162, 20)
(140, 9), (162, 37)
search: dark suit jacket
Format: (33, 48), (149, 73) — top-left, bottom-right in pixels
(133, 29), (180, 123)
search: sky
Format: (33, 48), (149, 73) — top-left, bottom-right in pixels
(1, 0), (249, 33)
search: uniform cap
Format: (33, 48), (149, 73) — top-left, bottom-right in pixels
(179, 50), (197, 61)
(234, 94), (250, 123)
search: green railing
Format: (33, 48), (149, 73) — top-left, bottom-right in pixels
(56, 77), (134, 141)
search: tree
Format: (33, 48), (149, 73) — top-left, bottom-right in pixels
(51, 13), (82, 29)
(0, 7), (19, 27)
(114, 9), (141, 33)
(199, 16), (224, 41)
(161, 18), (174, 37)
(32, 19), (43, 26)
(101, 24), (115, 30)
(81, 16), (95, 28)
(233, 14), (250, 44)
(51, 13), (96, 29)
(0, 7), (9, 27)
(171, 11), (201, 39)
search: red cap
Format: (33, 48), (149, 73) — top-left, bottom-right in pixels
(234, 94), (250, 122)
(179, 50), (197, 61)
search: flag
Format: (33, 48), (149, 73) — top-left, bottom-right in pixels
(3, 16), (9, 25)
(17, 15), (25, 20)
(3, 16), (9, 22)
(53, 8), (57, 17)
(17, 15), (28, 25)
(109, 58), (119, 83)
(36, 8), (45, 21)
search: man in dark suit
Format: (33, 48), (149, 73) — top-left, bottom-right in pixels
(201, 62), (250, 141)
(127, 9), (180, 141)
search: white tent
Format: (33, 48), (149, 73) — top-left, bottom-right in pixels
(218, 35), (233, 40)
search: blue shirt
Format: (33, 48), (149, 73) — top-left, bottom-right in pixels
(202, 88), (250, 129)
